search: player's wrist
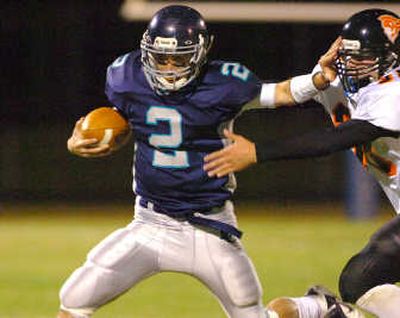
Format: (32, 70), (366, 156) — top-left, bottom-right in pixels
(289, 74), (319, 104)
(260, 83), (277, 109)
(312, 71), (330, 91)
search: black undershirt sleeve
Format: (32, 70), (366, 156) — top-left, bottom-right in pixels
(256, 120), (399, 162)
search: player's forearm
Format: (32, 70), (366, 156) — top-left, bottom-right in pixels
(259, 81), (296, 109)
(258, 71), (330, 110)
(274, 80), (296, 106)
(256, 120), (397, 162)
(312, 71), (331, 90)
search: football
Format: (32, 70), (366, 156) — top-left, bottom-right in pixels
(81, 107), (131, 150)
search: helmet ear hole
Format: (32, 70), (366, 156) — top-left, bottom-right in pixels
(140, 5), (212, 94)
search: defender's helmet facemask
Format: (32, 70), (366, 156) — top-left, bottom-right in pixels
(336, 9), (400, 95)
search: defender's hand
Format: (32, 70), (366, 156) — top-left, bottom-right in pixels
(67, 117), (111, 158)
(204, 129), (257, 177)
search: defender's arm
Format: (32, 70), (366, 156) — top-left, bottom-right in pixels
(204, 120), (398, 177)
(256, 120), (398, 162)
(244, 37), (340, 111)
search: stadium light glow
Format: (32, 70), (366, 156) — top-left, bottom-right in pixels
(121, 1), (400, 23)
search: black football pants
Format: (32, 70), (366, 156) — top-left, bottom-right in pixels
(339, 214), (400, 303)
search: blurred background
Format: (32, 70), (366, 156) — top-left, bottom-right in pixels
(3, 0), (399, 218)
(2, 1), (400, 317)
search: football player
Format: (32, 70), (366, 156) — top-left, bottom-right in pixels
(59, 4), (335, 318)
(204, 8), (400, 318)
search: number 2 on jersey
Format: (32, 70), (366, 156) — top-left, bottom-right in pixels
(221, 63), (250, 81)
(146, 106), (189, 168)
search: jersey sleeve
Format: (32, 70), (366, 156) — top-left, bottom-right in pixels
(104, 52), (133, 116)
(256, 119), (398, 162)
(229, 64), (261, 108)
(213, 62), (262, 113)
(352, 86), (400, 132)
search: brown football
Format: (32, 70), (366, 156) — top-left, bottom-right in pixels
(81, 107), (131, 150)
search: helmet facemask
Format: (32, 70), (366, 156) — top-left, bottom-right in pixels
(141, 32), (210, 94)
(336, 44), (398, 94)
(336, 8), (400, 96)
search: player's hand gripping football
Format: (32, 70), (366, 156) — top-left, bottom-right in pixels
(67, 117), (111, 158)
(204, 129), (256, 177)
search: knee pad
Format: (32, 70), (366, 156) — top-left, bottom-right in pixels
(339, 223), (400, 303)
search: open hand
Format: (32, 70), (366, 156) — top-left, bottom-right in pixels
(204, 129), (257, 177)
(318, 36), (342, 82)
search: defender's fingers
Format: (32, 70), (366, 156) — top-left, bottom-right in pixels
(223, 129), (240, 142)
(324, 37), (341, 59)
(216, 165), (234, 177)
(207, 163), (232, 177)
(327, 46), (338, 55)
(326, 50), (338, 61)
(216, 170), (231, 177)
(204, 148), (229, 162)
(329, 37), (342, 51)
(323, 47), (338, 60)
(204, 156), (231, 171)
(223, 129), (233, 139)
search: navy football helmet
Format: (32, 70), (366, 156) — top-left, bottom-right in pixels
(140, 5), (213, 94)
(336, 8), (400, 94)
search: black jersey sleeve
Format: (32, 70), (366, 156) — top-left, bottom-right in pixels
(256, 120), (399, 162)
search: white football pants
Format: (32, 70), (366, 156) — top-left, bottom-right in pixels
(59, 198), (267, 318)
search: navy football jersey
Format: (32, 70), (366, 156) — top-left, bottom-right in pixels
(105, 50), (261, 214)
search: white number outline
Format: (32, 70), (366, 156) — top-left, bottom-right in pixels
(221, 63), (250, 81)
(146, 106), (189, 169)
(111, 54), (129, 68)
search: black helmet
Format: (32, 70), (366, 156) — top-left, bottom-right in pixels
(140, 5), (213, 94)
(336, 9), (400, 94)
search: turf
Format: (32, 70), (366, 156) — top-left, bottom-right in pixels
(0, 203), (390, 318)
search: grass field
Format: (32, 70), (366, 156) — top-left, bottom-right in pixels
(0, 202), (391, 318)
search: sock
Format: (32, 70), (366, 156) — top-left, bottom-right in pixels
(59, 306), (94, 318)
(292, 295), (327, 318)
(356, 284), (400, 318)
(265, 309), (280, 318)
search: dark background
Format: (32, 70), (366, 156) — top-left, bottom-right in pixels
(1, 1), (386, 208)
